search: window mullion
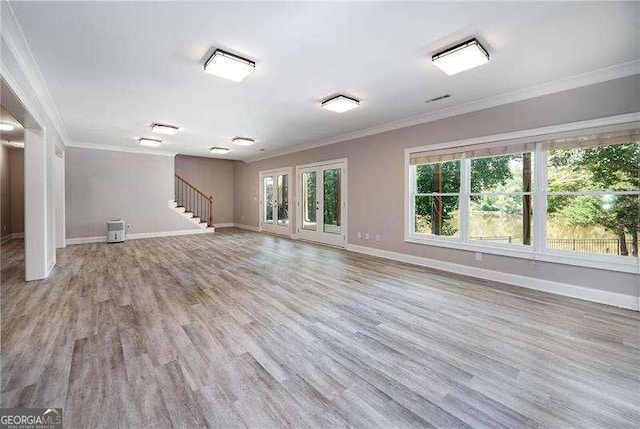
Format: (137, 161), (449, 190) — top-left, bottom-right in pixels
(409, 165), (416, 235)
(534, 142), (547, 254)
(460, 155), (471, 243)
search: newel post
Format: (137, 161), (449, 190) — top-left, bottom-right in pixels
(208, 196), (214, 227)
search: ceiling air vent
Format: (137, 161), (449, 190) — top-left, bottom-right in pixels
(426, 94), (451, 103)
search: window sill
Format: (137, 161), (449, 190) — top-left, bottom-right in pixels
(405, 234), (639, 274)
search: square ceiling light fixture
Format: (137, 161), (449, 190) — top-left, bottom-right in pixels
(321, 95), (360, 113)
(204, 49), (255, 82)
(139, 137), (162, 147)
(151, 123), (180, 135)
(210, 147), (230, 154)
(432, 38), (489, 76)
(231, 137), (255, 146)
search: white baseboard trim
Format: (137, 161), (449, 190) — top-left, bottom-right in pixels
(66, 236), (105, 245)
(215, 223), (235, 228)
(1, 232), (24, 244)
(345, 244), (639, 311)
(66, 228), (214, 245)
(233, 223), (260, 232)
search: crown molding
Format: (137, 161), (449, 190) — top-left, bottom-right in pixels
(404, 112), (640, 155)
(247, 60), (640, 163)
(1, 1), (71, 146)
(67, 142), (177, 157)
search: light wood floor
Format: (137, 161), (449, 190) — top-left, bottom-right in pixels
(1, 229), (639, 428)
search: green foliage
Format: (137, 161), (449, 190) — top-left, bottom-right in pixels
(415, 157), (515, 235)
(470, 155), (513, 193)
(323, 169), (339, 225)
(265, 179), (274, 220)
(277, 175), (288, 221)
(553, 195), (600, 226)
(303, 172), (316, 223)
(548, 142), (639, 255)
(302, 170), (340, 226)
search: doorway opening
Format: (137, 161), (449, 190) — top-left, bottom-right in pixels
(1, 106), (26, 281)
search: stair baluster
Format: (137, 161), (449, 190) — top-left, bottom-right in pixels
(174, 174), (214, 227)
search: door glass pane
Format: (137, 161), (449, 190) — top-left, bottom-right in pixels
(323, 168), (341, 234)
(302, 171), (316, 231)
(264, 176), (273, 223)
(277, 174), (289, 226)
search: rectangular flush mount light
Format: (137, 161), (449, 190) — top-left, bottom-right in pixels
(151, 123), (179, 135)
(322, 95), (360, 113)
(432, 38), (489, 76)
(204, 49), (255, 82)
(139, 137), (162, 147)
(210, 147), (230, 154)
(232, 137), (255, 146)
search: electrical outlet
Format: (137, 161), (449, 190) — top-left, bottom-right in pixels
(475, 252), (482, 261)
(241, 216), (245, 222)
(357, 231), (362, 239)
(375, 234), (381, 241)
(365, 232), (370, 240)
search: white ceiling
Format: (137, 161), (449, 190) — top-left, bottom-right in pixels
(10, 1), (639, 161)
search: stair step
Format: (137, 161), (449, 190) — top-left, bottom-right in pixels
(169, 197), (212, 230)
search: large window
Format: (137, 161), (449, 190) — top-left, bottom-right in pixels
(407, 122), (640, 272)
(545, 132), (639, 257)
(469, 148), (535, 246)
(413, 158), (461, 237)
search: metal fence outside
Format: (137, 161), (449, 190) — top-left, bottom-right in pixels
(471, 235), (624, 255)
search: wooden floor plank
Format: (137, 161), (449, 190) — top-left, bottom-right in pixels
(1, 230), (639, 428)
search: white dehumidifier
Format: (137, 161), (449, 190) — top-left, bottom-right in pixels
(107, 219), (126, 243)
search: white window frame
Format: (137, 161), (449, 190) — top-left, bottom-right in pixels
(411, 158), (464, 241)
(404, 113), (640, 274)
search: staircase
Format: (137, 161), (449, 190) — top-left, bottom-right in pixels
(170, 174), (214, 229)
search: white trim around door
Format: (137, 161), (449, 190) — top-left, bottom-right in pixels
(295, 158), (348, 247)
(259, 167), (293, 236)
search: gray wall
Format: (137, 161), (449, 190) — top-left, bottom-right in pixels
(0, 145), (24, 238)
(175, 155), (234, 225)
(66, 147), (199, 238)
(233, 75), (640, 298)
(0, 143), (9, 239)
(8, 148), (24, 234)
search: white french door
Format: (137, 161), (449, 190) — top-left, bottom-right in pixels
(296, 159), (347, 247)
(259, 168), (292, 235)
